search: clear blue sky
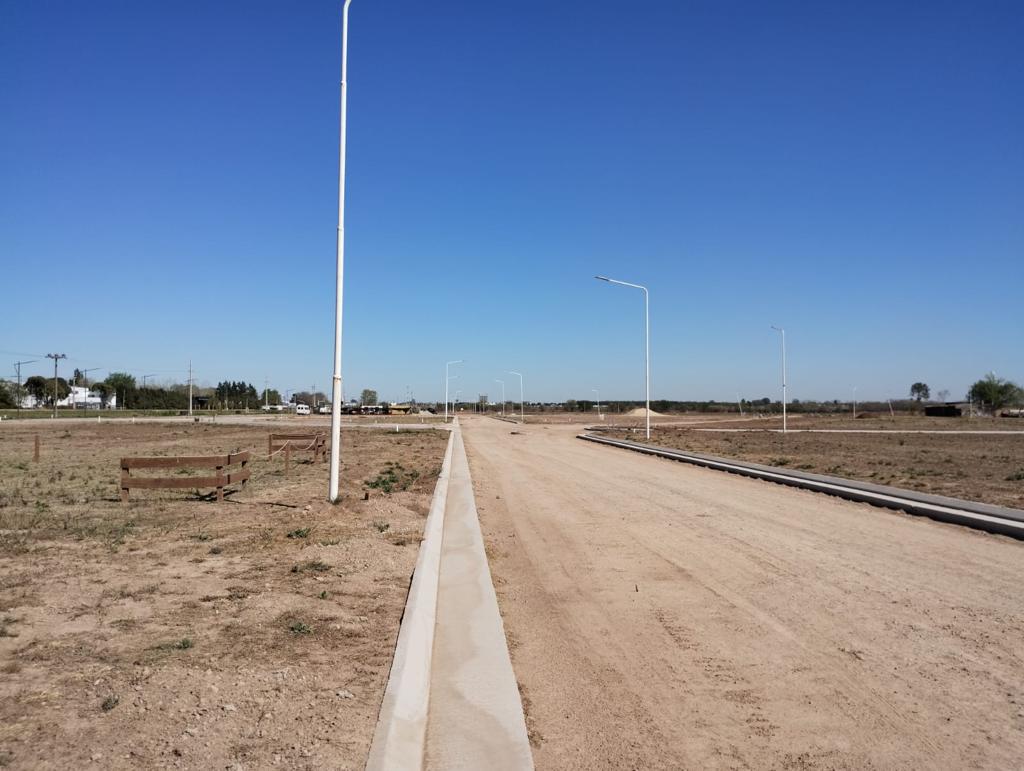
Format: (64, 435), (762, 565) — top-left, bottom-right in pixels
(3, 1), (1021, 403)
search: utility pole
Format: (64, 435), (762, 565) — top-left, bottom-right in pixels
(188, 361), (194, 417)
(45, 353), (67, 418)
(14, 359), (37, 410)
(264, 376), (269, 410)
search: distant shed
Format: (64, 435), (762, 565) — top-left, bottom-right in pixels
(925, 403), (964, 417)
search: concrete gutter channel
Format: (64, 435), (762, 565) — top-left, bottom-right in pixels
(578, 433), (1024, 540)
(367, 421), (533, 771)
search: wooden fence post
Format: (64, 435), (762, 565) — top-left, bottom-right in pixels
(285, 444), (291, 477)
(120, 462), (130, 503)
(268, 435), (273, 456)
(33, 434), (40, 462)
(216, 464), (224, 502)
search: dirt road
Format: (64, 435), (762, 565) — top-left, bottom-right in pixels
(462, 416), (1024, 769)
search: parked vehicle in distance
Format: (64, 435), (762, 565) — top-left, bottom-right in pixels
(295, 404), (311, 416)
(318, 405), (331, 414)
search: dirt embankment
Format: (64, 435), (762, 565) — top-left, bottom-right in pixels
(0, 422), (447, 770)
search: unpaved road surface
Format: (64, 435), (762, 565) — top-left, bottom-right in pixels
(462, 416), (1024, 770)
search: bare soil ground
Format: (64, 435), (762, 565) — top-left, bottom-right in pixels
(464, 417), (1024, 769)
(602, 423), (1024, 509)
(0, 421), (447, 770)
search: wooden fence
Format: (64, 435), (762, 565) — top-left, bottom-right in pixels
(120, 452), (251, 502)
(268, 433), (326, 463)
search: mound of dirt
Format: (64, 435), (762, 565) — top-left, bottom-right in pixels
(626, 407), (664, 417)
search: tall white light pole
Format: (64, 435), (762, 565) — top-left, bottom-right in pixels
(509, 371), (524, 423)
(595, 276), (650, 440)
(592, 388), (602, 419)
(495, 379), (505, 417)
(853, 386), (858, 419)
(328, 0), (354, 503)
(444, 360), (462, 423)
(770, 325), (787, 433)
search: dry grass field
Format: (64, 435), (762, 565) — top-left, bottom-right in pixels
(604, 421), (1024, 508)
(0, 421), (448, 770)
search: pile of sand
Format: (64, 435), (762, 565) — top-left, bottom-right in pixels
(626, 407), (664, 417)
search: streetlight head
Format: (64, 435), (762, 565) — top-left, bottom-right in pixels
(594, 275), (610, 282)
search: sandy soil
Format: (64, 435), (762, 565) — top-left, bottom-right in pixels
(602, 425), (1024, 509)
(463, 416), (1024, 769)
(0, 421), (447, 770)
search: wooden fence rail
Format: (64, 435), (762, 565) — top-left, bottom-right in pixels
(268, 433), (326, 463)
(120, 452), (251, 503)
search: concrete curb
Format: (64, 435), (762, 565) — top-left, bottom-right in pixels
(579, 433), (1024, 539)
(366, 429), (456, 771)
(424, 426), (534, 769)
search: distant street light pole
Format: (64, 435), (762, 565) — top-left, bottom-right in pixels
(770, 325), (787, 433)
(141, 374), (156, 389)
(74, 367), (101, 412)
(445, 360), (462, 423)
(328, 0), (355, 503)
(853, 386), (858, 419)
(592, 388), (602, 420)
(509, 371), (524, 423)
(13, 359), (37, 410)
(595, 275), (650, 440)
(45, 353), (67, 418)
(495, 379), (505, 417)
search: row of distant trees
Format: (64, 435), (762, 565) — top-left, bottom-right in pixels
(0, 371), (290, 411)
(3, 374), (1020, 414)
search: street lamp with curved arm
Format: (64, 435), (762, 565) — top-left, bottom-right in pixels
(508, 371), (524, 423)
(595, 275), (650, 439)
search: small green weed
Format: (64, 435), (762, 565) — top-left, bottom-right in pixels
(289, 620), (311, 635)
(373, 521), (390, 533)
(291, 559), (330, 574)
(287, 527), (311, 539)
(365, 462), (420, 494)
(1006, 470), (1024, 481)
(101, 695), (120, 712)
